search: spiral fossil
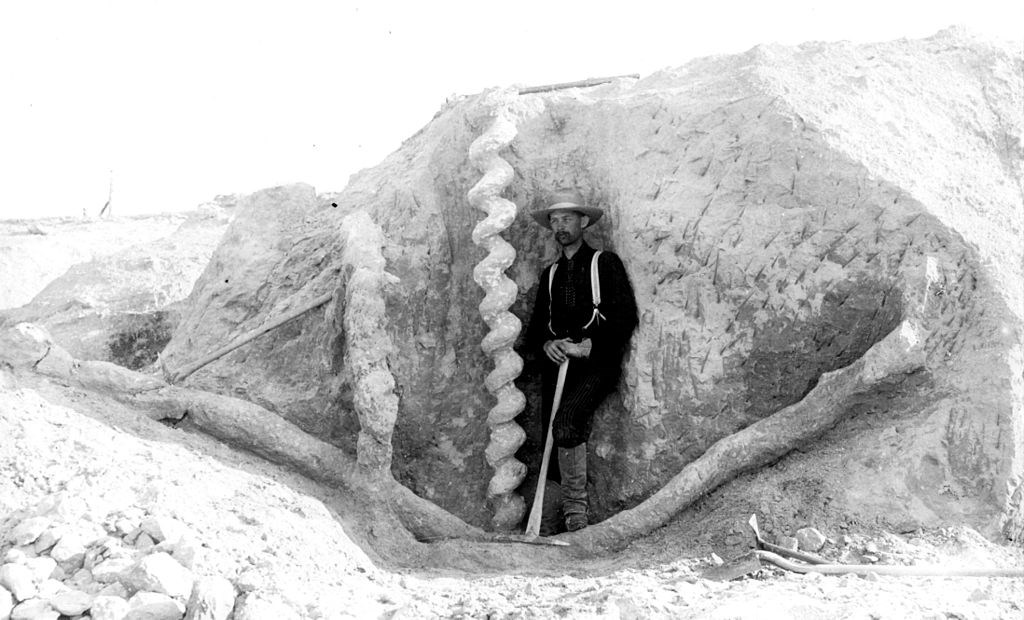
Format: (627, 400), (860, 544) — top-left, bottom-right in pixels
(467, 98), (528, 531)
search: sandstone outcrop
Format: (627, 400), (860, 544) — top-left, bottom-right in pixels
(156, 29), (1022, 541)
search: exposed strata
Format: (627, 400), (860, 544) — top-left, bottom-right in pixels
(149, 29), (1023, 540)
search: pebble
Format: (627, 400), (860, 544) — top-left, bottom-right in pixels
(0, 586), (12, 619)
(35, 578), (66, 599)
(172, 542), (199, 570)
(69, 568), (94, 589)
(9, 517), (50, 547)
(126, 591), (186, 620)
(25, 556), (57, 582)
(0, 563), (37, 601)
(776, 535), (799, 551)
(91, 594), (131, 620)
(125, 552), (194, 600)
(51, 532), (88, 567)
(135, 533), (157, 550)
(114, 518), (138, 537)
(3, 548), (30, 565)
(795, 527), (827, 552)
(51, 589), (94, 615)
(92, 557), (135, 584)
(140, 517), (188, 546)
(10, 597), (58, 620)
(184, 576), (236, 620)
(32, 527), (63, 554)
(97, 582), (129, 599)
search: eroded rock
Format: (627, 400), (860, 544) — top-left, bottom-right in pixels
(153, 31), (1022, 538)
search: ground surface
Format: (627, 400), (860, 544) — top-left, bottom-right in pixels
(2, 371), (1020, 619)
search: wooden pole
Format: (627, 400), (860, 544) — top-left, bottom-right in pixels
(165, 292), (333, 384)
(518, 74), (639, 95)
(524, 360), (569, 537)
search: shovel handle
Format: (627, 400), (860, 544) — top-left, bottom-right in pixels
(524, 360), (569, 537)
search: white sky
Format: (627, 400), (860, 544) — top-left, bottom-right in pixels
(0, 0), (1019, 220)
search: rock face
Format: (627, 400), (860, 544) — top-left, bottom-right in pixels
(0, 208), (231, 366)
(159, 30), (1023, 539)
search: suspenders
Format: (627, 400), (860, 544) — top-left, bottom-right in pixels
(547, 250), (606, 335)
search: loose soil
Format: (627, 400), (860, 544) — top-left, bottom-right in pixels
(2, 371), (1020, 619)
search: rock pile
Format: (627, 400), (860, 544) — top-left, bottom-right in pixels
(1, 495), (243, 620)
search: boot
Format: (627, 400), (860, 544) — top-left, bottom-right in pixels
(558, 442), (588, 531)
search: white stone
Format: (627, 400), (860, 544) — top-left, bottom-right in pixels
(795, 527), (827, 552)
(126, 592), (186, 620)
(0, 586), (12, 620)
(69, 568), (94, 589)
(125, 553), (194, 600)
(776, 535), (799, 551)
(2, 549), (30, 565)
(0, 564), (36, 601)
(183, 576), (235, 620)
(24, 557), (57, 583)
(91, 595), (131, 620)
(139, 518), (188, 546)
(114, 518), (138, 537)
(8, 518), (50, 547)
(97, 582), (129, 599)
(10, 597), (58, 620)
(31, 527), (63, 554)
(50, 589), (93, 616)
(35, 579), (66, 600)
(134, 533), (156, 550)
(50, 531), (87, 568)
(170, 541), (199, 570)
(92, 557), (134, 584)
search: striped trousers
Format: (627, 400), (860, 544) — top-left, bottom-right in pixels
(541, 358), (615, 449)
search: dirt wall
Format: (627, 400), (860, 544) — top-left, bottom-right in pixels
(159, 30), (1023, 539)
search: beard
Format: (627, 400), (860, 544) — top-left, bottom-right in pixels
(555, 232), (572, 244)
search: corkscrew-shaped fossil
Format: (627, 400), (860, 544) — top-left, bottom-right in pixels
(467, 99), (528, 531)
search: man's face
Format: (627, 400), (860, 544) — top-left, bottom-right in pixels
(548, 210), (589, 246)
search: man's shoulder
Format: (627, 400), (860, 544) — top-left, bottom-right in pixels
(595, 249), (627, 267)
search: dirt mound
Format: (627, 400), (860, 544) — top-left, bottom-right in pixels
(157, 29), (1022, 541)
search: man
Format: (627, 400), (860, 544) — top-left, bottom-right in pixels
(524, 189), (638, 532)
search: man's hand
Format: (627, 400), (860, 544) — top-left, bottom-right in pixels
(544, 338), (592, 363)
(543, 339), (572, 364)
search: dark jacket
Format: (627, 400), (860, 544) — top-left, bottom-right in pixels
(524, 242), (638, 380)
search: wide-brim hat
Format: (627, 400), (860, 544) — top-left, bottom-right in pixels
(529, 190), (604, 229)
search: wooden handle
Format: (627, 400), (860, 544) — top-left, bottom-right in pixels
(165, 292), (334, 384)
(524, 360), (569, 537)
